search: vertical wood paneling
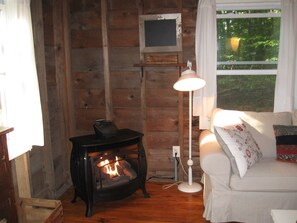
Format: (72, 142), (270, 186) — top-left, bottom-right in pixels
(101, 0), (113, 120)
(52, 0), (72, 197)
(31, 0), (201, 198)
(177, 0), (185, 181)
(70, 0), (201, 181)
(30, 0), (55, 198)
(62, 0), (75, 190)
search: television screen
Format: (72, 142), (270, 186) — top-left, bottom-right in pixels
(139, 13), (182, 53)
(144, 19), (177, 47)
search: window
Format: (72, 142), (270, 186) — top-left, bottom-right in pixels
(0, 0), (44, 160)
(217, 5), (281, 111)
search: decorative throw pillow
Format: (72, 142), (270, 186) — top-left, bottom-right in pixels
(273, 125), (297, 162)
(293, 110), (297, 125)
(214, 123), (263, 178)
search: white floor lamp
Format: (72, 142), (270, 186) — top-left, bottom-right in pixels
(173, 61), (206, 193)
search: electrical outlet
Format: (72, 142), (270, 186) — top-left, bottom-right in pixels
(172, 146), (180, 157)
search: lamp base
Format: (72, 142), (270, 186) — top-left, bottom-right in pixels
(178, 182), (202, 193)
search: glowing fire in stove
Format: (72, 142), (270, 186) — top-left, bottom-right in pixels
(98, 156), (120, 177)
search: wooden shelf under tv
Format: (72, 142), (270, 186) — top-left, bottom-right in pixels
(134, 63), (187, 68)
(134, 62), (197, 70)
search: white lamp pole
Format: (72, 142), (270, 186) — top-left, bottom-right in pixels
(177, 90), (202, 192)
(173, 61), (205, 193)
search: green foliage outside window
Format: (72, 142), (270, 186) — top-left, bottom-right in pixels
(217, 9), (280, 111)
(217, 75), (276, 112)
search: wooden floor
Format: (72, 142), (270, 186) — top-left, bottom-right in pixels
(59, 182), (210, 223)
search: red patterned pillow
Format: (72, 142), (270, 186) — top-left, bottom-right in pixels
(273, 125), (297, 162)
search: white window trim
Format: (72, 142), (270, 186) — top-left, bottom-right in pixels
(217, 61), (278, 65)
(217, 12), (280, 19)
(216, 0), (280, 10)
(217, 69), (277, 75)
(217, 61), (278, 75)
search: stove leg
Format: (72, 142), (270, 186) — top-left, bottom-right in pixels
(85, 202), (93, 217)
(71, 189), (78, 203)
(141, 185), (150, 198)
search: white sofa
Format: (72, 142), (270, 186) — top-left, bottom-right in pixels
(199, 108), (297, 223)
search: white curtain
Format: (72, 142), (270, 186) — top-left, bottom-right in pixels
(274, 0), (297, 112)
(2, 0), (44, 160)
(194, 0), (217, 129)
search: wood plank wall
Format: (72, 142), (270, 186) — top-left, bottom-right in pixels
(69, 0), (203, 181)
(30, 0), (55, 198)
(28, 0), (73, 198)
(29, 0), (202, 198)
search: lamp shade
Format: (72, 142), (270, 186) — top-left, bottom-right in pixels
(173, 69), (206, 92)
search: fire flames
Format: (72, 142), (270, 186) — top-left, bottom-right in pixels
(95, 155), (137, 189)
(98, 156), (120, 177)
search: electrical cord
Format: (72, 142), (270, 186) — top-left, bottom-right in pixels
(147, 153), (189, 190)
(175, 153), (180, 166)
(162, 181), (183, 190)
(178, 155), (188, 176)
(146, 176), (174, 181)
(161, 153), (188, 190)
(174, 152), (187, 176)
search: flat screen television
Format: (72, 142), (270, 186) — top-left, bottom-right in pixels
(139, 13), (182, 53)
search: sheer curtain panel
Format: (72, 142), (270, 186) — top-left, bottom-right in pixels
(2, 0), (44, 160)
(274, 0), (297, 112)
(194, 0), (217, 130)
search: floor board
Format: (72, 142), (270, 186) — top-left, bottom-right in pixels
(59, 182), (210, 223)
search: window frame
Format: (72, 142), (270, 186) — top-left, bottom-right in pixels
(215, 2), (281, 112)
(0, 2), (5, 125)
(216, 4), (281, 76)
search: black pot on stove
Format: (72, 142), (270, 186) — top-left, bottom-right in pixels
(93, 119), (118, 138)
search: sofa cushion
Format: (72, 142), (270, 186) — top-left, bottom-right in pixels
(273, 125), (297, 162)
(240, 111), (292, 158)
(210, 108), (243, 132)
(214, 123), (263, 178)
(211, 108), (292, 158)
(230, 158), (297, 192)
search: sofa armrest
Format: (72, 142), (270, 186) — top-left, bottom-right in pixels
(199, 130), (231, 178)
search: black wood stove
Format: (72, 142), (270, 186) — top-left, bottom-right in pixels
(70, 129), (149, 217)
